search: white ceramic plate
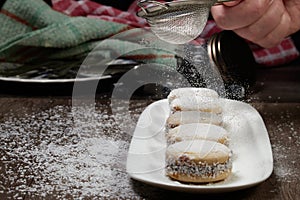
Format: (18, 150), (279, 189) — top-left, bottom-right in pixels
(126, 98), (273, 193)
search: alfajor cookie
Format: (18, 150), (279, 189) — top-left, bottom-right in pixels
(166, 111), (223, 128)
(165, 140), (232, 183)
(166, 123), (229, 145)
(169, 96), (222, 114)
(167, 87), (219, 103)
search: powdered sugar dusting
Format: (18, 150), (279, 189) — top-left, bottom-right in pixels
(250, 103), (300, 183)
(271, 119), (299, 182)
(0, 103), (149, 199)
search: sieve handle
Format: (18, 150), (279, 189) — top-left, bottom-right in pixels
(137, 0), (169, 14)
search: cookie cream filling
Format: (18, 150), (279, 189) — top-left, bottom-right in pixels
(166, 159), (232, 178)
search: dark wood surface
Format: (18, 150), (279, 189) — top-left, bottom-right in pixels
(0, 65), (299, 199)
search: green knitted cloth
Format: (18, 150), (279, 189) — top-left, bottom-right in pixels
(0, 0), (178, 78)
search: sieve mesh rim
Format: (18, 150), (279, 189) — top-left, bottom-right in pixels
(137, 0), (214, 18)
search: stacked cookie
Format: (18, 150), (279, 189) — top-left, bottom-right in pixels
(165, 87), (232, 183)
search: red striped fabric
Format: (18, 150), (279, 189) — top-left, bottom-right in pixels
(51, 0), (299, 67)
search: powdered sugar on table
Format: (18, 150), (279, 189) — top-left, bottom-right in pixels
(0, 102), (155, 199)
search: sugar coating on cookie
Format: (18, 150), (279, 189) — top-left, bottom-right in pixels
(166, 123), (229, 145)
(166, 111), (223, 128)
(170, 96), (222, 114)
(168, 87), (219, 103)
(166, 140), (232, 183)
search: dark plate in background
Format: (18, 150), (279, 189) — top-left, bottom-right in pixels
(0, 59), (139, 96)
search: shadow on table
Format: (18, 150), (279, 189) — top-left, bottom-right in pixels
(130, 178), (277, 200)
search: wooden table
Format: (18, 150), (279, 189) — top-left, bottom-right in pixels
(0, 65), (299, 199)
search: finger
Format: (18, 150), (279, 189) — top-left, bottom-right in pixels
(234, 0), (285, 43)
(255, 12), (291, 48)
(223, 0), (242, 7)
(211, 0), (272, 30)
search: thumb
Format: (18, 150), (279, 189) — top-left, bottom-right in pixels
(222, 0), (242, 7)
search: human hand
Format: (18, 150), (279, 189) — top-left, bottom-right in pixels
(211, 0), (300, 48)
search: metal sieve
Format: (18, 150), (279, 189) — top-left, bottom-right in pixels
(137, 0), (233, 44)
